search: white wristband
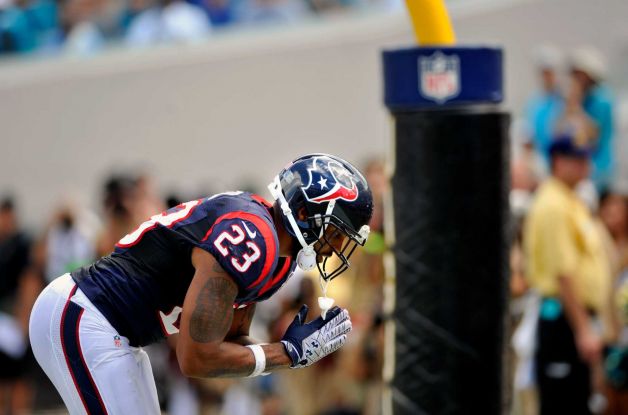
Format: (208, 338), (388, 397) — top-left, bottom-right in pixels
(246, 344), (266, 377)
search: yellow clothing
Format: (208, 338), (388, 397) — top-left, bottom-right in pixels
(524, 177), (611, 311)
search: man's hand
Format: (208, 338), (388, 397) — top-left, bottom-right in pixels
(281, 305), (352, 369)
(576, 327), (603, 365)
(558, 275), (603, 367)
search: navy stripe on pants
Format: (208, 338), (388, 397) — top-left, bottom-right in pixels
(60, 286), (108, 415)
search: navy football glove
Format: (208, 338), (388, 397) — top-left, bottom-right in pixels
(280, 304), (352, 369)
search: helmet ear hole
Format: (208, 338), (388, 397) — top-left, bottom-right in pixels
(296, 207), (308, 221)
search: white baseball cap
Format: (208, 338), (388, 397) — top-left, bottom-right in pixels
(533, 45), (563, 70)
(570, 47), (607, 82)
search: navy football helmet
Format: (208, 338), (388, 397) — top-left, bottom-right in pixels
(268, 153), (373, 281)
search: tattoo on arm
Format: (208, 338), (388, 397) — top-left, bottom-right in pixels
(190, 276), (237, 343)
(212, 261), (227, 274)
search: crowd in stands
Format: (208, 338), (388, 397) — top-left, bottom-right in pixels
(510, 45), (628, 415)
(0, 159), (387, 414)
(0, 0), (400, 56)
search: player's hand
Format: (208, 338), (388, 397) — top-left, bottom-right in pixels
(280, 304), (352, 369)
(576, 327), (602, 365)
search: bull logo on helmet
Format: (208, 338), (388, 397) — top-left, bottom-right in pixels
(302, 157), (359, 204)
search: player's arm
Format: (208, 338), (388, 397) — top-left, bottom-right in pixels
(177, 247), (352, 378)
(176, 248), (291, 378)
(225, 304), (257, 346)
(558, 275), (602, 365)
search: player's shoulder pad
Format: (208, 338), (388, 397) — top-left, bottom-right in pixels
(201, 211), (279, 291)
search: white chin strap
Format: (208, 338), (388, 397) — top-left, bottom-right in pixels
(268, 176), (317, 271)
(268, 175), (338, 319)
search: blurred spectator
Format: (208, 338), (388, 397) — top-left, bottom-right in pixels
(555, 75), (599, 152)
(236, 0), (308, 26)
(553, 67), (602, 211)
(131, 172), (166, 221)
(597, 191), (628, 414)
(599, 192), (628, 277)
(95, 171), (165, 253)
(511, 121), (545, 225)
(524, 45), (564, 164)
(609, 263), (628, 414)
(353, 158), (386, 305)
(354, 159), (387, 415)
(186, 0), (234, 27)
(510, 131), (540, 413)
(95, 174), (138, 256)
(0, 196), (35, 414)
(0, 0), (58, 54)
(509, 142), (540, 415)
(43, 200), (97, 283)
(609, 278), (628, 415)
(0, 196), (30, 316)
(363, 158), (385, 249)
(568, 47), (616, 193)
(125, 0), (210, 47)
(117, 0), (152, 33)
(511, 136), (542, 196)
(523, 133), (612, 415)
(62, 0), (107, 54)
(304, 0), (350, 15)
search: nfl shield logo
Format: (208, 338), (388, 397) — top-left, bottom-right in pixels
(419, 52), (460, 103)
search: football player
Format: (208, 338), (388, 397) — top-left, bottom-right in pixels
(29, 153), (373, 414)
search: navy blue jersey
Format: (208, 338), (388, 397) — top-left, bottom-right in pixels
(71, 192), (296, 346)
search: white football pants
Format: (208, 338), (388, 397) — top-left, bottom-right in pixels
(29, 274), (161, 414)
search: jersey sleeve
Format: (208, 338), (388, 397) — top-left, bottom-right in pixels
(200, 213), (279, 292)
